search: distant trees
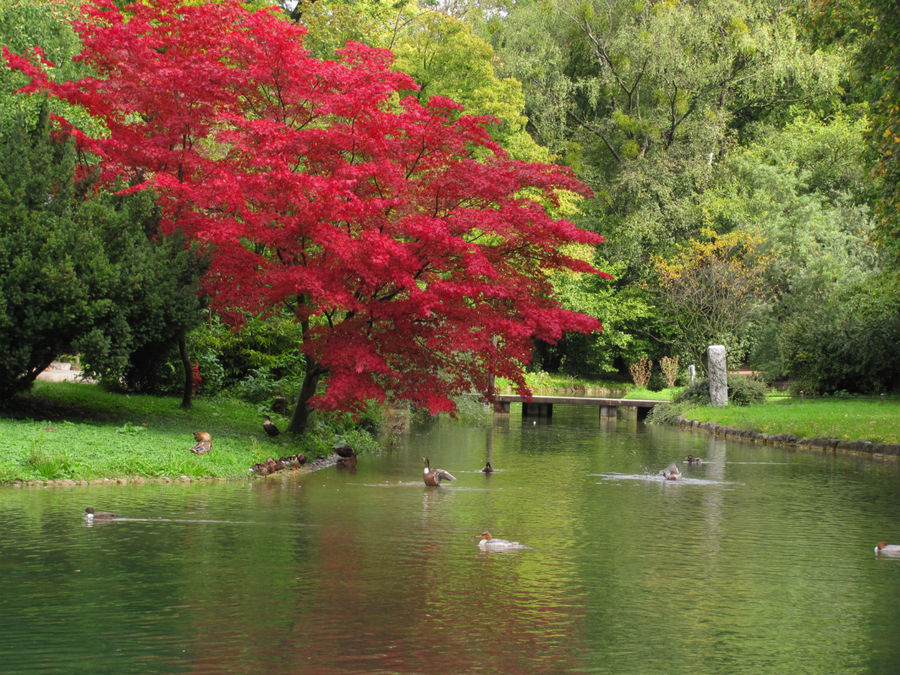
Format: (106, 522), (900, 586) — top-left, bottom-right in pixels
(3, 0), (896, 405)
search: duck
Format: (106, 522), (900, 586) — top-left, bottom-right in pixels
(481, 461), (494, 474)
(190, 431), (212, 455)
(659, 463), (683, 480)
(684, 455), (702, 465)
(333, 443), (355, 458)
(336, 454), (357, 470)
(263, 416), (280, 437)
(84, 507), (118, 522)
(280, 453), (307, 469)
(251, 457), (284, 476)
(875, 542), (900, 556)
(476, 531), (527, 551)
(422, 457), (455, 486)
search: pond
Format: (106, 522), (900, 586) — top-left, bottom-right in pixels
(2, 406), (900, 673)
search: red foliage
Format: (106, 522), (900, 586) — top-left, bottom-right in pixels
(191, 362), (202, 394)
(5, 0), (610, 416)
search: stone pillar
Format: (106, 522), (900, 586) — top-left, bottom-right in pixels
(689, 364), (696, 386)
(708, 345), (728, 407)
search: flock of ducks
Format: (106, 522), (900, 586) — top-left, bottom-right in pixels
(657, 455), (705, 480)
(250, 453), (308, 476)
(121, 427), (900, 556)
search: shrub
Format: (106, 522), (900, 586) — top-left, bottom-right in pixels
(674, 375), (766, 406)
(629, 357), (652, 388)
(645, 402), (685, 425)
(660, 355), (680, 388)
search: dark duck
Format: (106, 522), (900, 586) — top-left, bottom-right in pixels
(84, 507), (118, 523)
(334, 443), (357, 469)
(422, 457), (455, 486)
(263, 416), (280, 437)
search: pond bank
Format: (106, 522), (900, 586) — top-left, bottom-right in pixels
(670, 414), (900, 458)
(5, 453), (339, 488)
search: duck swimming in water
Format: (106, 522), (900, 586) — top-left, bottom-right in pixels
(660, 463), (683, 480)
(481, 461), (493, 474)
(875, 542), (900, 556)
(476, 531), (528, 551)
(84, 507), (118, 522)
(684, 455), (702, 465)
(422, 457), (455, 486)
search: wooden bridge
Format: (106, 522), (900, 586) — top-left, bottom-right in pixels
(493, 394), (668, 420)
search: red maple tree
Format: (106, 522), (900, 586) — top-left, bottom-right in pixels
(6, 0), (610, 433)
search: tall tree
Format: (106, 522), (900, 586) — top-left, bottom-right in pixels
(0, 0), (206, 404)
(7, 0), (609, 431)
(0, 103), (205, 401)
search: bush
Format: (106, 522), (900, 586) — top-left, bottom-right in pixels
(645, 402), (685, 425)
(674, 375), (767, 406)
(629, 357), (652, 388)
(775, 274), (900, 395)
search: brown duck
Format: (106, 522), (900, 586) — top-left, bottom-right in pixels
(190, 431), (212, 455)
(660, 463), (683, 480)
(263, 416), (280, 437)
(422, 457), (455, 486)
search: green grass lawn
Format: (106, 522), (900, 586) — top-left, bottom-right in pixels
(623, 387), (681, 401)
(679, 396), (900, 445)
(0, 382), (376, 484)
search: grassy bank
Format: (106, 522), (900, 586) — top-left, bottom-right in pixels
(675, 396), (900, 445)
(0, 382), (378, 484)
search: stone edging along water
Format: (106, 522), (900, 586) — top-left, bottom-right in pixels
(671, 415), (900, 458)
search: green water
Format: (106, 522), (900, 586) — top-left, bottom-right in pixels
(2, 407), (900, 673)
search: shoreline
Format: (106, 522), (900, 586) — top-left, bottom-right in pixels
(4, 453), (339, 489)
(670, 415), (900, 458)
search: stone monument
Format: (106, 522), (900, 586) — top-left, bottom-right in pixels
(708, 345), (728, 407)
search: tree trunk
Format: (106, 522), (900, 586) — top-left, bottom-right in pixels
(288, 355), (324, 435)
(178, 332), (193, 410)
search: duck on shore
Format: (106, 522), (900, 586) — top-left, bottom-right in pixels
(422, 457), (455, 486)
(190, 431), (212, 455)
(281, 453), (307, 469)
(263, 416), (280, 437)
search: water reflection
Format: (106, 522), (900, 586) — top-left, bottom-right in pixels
(2, 406), (900, 672)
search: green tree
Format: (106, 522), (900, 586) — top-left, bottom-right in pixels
(653, 229), (770, 367)
(695, 111), (898, 392)
(490, 0), (846, 268)
(0, 104), (206, 402)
